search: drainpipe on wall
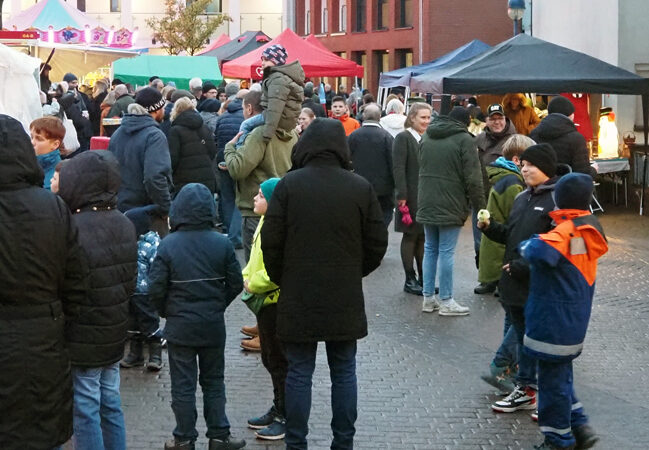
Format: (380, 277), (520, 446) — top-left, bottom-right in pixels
(418, 0), (423, 64)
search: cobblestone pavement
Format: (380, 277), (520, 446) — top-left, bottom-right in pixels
(118, 206), (649, 450)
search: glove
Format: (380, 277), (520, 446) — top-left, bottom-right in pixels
(399, 204), (413, 226)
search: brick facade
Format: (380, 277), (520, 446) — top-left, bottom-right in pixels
(293, 0), (513, 95)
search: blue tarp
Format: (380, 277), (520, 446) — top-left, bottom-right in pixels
(378, 39), (491, 88)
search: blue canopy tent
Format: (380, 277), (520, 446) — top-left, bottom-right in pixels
(378, 39), (491, 89)
(377, 39), (491, 107)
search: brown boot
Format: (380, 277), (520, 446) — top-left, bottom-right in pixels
(240, 336), (261, 352)
(240, 324), (258, 337)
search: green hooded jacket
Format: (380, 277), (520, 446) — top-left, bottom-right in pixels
(261, 61), (305, 141)
(478, 163), (525, 282)
(416, 116), (485, 226)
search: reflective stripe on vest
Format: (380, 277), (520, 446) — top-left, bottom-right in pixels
(524, 335), (583, 357)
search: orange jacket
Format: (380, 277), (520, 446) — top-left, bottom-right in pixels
(334, 114), (360, 136)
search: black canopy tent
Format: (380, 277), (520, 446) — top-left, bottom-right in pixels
(198, 30), (270, 66)
(412, 34), (649, 144)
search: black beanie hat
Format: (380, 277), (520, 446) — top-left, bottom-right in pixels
(448, 106), (471, 126)
(548, 96), (575, 116)
(202, 81), (217, 93)
(135, 87), (165, 112)
(63, 72), (78, 83)
(554, 173), (593, 210)
(520, 143), (557, 177)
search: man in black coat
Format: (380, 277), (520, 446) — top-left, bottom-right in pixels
(0, 114), (88, 450)
(347, 103), (395, 226)
(530, 96), (597, 177)
(214, 89), (246, 249)
(261, 118), (388, 450)
(57, 150), (138, 448)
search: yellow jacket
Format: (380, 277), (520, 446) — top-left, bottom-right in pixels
(242, 216), (279, 307)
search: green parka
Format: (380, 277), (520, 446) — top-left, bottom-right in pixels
(261, 61), (305, 141)
(416, 116), (485, 226)
(477, 161), (525, 283)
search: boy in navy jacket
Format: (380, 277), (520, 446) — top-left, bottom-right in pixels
(149, 183), (245, 450)
(520, 173), (608, 450)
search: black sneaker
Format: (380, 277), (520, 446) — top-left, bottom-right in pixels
(573, 424), (599, 449)
(164, 439), (195, 450)
(474, 281), (498, 294)
(491, 385), (536, 412)
(208, 434), (246, 450)
(255, 416), (286, 440)
(248, 407), (278, 429)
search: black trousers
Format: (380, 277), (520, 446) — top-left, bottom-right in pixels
(257, 304), (288, 417)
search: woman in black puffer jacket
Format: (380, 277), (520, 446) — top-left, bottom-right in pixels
(58, 150), (138, 448)
(168, 97), (218, 195)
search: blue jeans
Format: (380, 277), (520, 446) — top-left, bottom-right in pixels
(72, 362), (126, 450)
(493, 309), (518, 368)
(537, 359), (588, 448)
(235, 113), (264, 148)
(167, 343), (230, 442)
(503, 305), (537, 388)
(422, 224), (462, 299)
(284, 340), (358, 450)
(218, 170), (242, 247)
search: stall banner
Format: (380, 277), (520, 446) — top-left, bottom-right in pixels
(113, 28), (134, 48)
(90, 27), (109, 45)
(56, 27), (83, 44)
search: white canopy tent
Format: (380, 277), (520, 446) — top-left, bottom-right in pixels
(0, 44), (42, 131)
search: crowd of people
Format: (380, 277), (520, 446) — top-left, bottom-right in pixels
(1, 46), (607, 450)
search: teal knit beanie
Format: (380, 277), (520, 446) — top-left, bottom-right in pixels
(260, 178), (281, 204)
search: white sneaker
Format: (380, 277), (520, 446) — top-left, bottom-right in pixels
(421, 296), (439, 313)
(438, 298), (470, 316)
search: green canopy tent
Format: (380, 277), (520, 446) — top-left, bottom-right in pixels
(112, 54), (222, 90)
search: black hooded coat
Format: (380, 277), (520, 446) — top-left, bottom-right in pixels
(0, 115), (88, 450)
(261, 118), (388, 343)
(148, 183), (243, 346)
(168, 109), (217, 194)
(58, 150), (138, 367)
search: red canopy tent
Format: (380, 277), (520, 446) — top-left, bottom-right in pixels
(222, 28), (363, 80)
(196, 33), (231, 56)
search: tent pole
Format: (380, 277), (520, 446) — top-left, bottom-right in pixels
(643, 94), (648, 145)
(441, 95), (451, 115)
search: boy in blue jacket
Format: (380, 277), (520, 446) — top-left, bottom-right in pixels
(149, 183), (245, 450)
(520, 173), (608, 450)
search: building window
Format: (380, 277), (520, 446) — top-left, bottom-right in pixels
(186, 0), (222, 13)
(395, 48), (413, 68)
(305, 0), (311, 34)
(77, 0), (86, 12)
(397, 0), (413, 27)
(322, 6), (328, 33)
(110, 0), (121, 13)
(376, 0), (388, 30)
(339, 1), (347, 31)
(353, 0), (366, 32)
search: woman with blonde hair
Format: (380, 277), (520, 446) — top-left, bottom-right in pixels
(392, 102), (432, 295)
(168, 97), (217, 196)
(296, 107), (315, 135)
(380, 98), (406, 137)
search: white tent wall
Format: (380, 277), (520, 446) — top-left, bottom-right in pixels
(0, 44), (42, 131)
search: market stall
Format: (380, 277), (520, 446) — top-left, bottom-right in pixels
(112, 54), (222, 90)
(222, 28), (363, 80)
(4, 0), (137, 49)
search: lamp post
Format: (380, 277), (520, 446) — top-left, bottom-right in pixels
(507, 0), (526, 36)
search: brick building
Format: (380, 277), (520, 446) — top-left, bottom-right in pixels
(289, 0), (513, 94)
